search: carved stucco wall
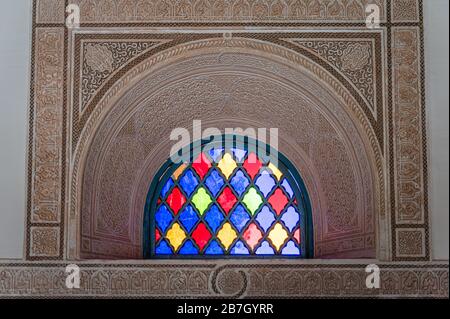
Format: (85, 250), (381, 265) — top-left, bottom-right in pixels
(77, 42), (379, 260)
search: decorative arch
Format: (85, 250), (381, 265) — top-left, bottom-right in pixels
(68, 37), (385, 260)
(143, 135), (314, 258)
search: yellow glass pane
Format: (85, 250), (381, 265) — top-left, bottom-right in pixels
(217, 153), (237, 179)
(217, 222), (238, 251)
(166, 222), (186, 252)
(172, 164), (187, 181)
(268, 163), (283, 181)
(268, 223), (289, 252)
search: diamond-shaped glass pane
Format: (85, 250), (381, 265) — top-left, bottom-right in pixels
(242, 187), (263, 215)
(230, 240), (250, 255)
(268, 188), (289, 215)
(179, 169), (199, 197)
(178, 204), (199, 233)
(155, 205), (173, 233)
(217, 187), (237, 215)
(156, 239), (173, 254)
(208, 148), (223, 163)
(281, 206), (300, 232)
(217, 222), (238, 251)
(204, 169), (225, 197)
(231, 148), (247, 163)
(166, 187), (186, 215)
(166, 222), (186, 252)
(255, 241), (275, 255)
(191, 187), (212, 216)
(281, 178), (294, 199)
(217, 153), (237, 179)
(268, 223), (289, 252)
(205, 239), (224, 255)
(192, 153), (211, 180)
(243, 223), (263, 251)
(179, 240), (199, 255)
(255, 170), (276, 198)
(243, 153), (262, 180)
(255, 205), (276, 232)
(172, 164), (187, 181)
(229, 170), (250, 197)
(191, 222), (212, 251)
(268, 163), (283, 181)
(160, 178), (174, 199)
(204, 204), (225, 233)
(294, 228), (300, 243)
(229, 204), (250, 232)
(281, 240), (300, 255)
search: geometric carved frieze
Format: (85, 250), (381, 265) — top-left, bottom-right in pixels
(286, 38), (378, 114)
(29, 227), (61, 258)
(36, 0), (65, 24)
(80, 40), (165, 112)
(391, 0), (420, 23)
(0, 262), (448, 298)
(68, 0), (387, 23)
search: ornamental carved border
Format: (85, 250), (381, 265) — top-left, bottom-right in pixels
(25, 0), (431, 270)
(0, 262), (448, 298)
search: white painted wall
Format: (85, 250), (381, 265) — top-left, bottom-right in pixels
(0, 1), (447, 260)
(0, 0), (32, 259)
(424, 0), (449, 260)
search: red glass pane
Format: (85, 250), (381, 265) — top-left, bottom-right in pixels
(294, 228), (300, 243)
(191, 222), (212, 251)
(157, 198), (162, 205)
(217, 187), (238, 215)
(155, 229), (161, 242)
(192, 153), (212, 180)
(166, 187), (186, 215)
(243, 153), (262, 180)
(243, 223), (263, 251)
(268, 188), (289, 215)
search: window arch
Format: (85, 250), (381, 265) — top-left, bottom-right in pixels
(144, 135), (313, 258)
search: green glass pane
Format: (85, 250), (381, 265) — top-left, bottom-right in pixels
(242, 187), (263, 215)
(191, 187), (212, 216)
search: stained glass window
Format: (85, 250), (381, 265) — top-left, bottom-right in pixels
(144, 137), (313, 258)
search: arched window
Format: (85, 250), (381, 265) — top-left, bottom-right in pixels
(144, 136), (313, 258)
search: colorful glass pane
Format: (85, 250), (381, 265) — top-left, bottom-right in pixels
(204, 204), (225, 233)
(179, 169), (199, 197)
(217, 187), (237, 215)
(151, 142), (308, 258)
(192, 153), (211, 180)
(204, 169), (225, 197)
(229, 204), (250, 232)
(242, 187), (263, 215)
(267, 188), (289, 215)
(166, 187), (186, 215)
(191, 222), (212, 251)
(255, 170), (276, 198)
(229, 170), (250, 197)
(178, 204), (199, 233)
(191, 187), (212, 216)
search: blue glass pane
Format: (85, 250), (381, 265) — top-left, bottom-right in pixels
(205, 239), (224, 255)
(255, 241), (275, 255)
(179, 169), (199, 197)
(281, 241), (300, 255)
(179, 240), (198, 254)
(281, 178), (294, 199)
(155, 205), (173, 233)
(161, 178), (174, 198)
(229, 170), (250, 197)
(204, 204), (224, 233)
(255, 170), (276, 198)
(229, 204), (250, 232)
(204, 169), (225, 197)
(178, 204), (199, 233)
(156, 239), (173, 254)
(255, 205), (275, 232)
(281, 206), (300, 232)
(231, 240), (250, 255)
(208, 148), (223, 162)
(231, 148), (247, 163)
